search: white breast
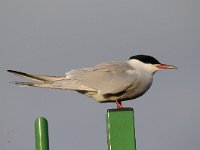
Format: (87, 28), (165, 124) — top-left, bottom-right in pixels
(124, 71), (153, 100)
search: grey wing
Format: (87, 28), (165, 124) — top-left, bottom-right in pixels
(65, 61), (139, 95)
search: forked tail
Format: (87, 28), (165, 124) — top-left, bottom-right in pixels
(7, 70), (66, 88)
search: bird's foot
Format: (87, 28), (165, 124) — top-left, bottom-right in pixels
(115, 100), (123, 109)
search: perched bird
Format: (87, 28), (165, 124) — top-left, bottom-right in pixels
(8, 55), (176, 108)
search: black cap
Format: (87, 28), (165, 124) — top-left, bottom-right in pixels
(129, 55), (160, 64)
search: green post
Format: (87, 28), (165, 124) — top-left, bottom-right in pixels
(106, 108), (136, 150)
(35, 117), (49, 150)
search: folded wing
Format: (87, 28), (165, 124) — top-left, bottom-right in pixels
(66, 61), (139, 95)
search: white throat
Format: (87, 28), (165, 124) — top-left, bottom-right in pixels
(128, 59), (159, 74)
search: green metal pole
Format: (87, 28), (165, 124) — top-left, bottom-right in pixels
(35, 117), (49, 150)
(106, 108), (136, 150)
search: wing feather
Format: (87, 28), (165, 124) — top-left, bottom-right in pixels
(65, 61), (139, 94)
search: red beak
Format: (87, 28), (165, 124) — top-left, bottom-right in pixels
(156, 64), (177, 69)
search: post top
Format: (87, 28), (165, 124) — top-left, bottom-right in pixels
(107, 107), (133, 112)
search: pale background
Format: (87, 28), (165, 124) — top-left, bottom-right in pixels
(1, 0), (200, 150)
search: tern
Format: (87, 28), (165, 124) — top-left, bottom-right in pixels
(8, 55), (176, 108)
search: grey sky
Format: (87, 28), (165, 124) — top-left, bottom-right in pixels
(1, 0), (200, 150)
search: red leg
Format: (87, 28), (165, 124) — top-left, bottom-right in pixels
(115, 100), (123, 109)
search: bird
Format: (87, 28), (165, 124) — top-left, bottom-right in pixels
(7, 54), (176, 109)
